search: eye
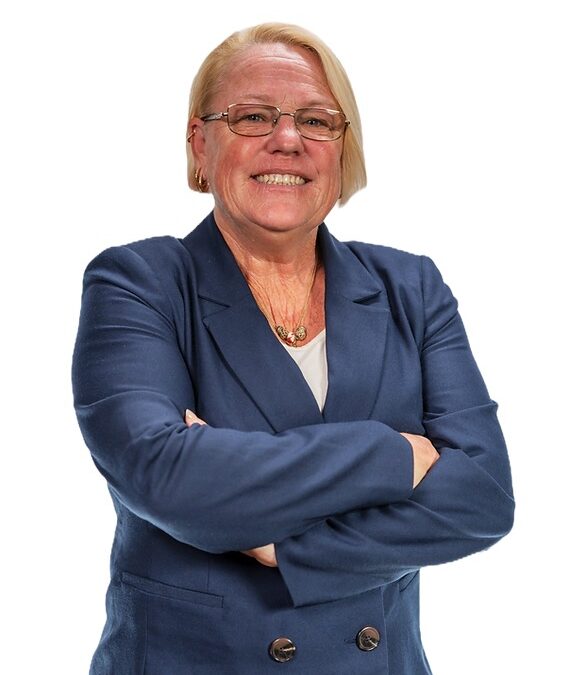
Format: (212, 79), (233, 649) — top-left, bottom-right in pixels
(233, 107), (274, 124)
(240, 113), (268, 123)
(298, 111), (335, 130)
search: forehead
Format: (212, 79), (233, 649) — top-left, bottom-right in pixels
(215, 43), (336, 108)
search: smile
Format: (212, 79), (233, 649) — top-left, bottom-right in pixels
(253, 174), (307, 186)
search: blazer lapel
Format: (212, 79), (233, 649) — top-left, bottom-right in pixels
(181, 214), (388, 430)
(181, 213), (323, 433)
(318, 225), (389, 423)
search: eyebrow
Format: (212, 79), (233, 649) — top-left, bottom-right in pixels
(237, 94), (339, 109)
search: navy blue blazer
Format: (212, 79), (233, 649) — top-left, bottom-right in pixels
(72, 212), (514, 674)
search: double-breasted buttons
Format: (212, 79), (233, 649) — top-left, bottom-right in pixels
(356, 626), (381, 651)
(269, 637), (296, 663)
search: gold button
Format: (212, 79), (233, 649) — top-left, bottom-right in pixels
(356, 626), (381, 651)
(269, 637), (296, 663)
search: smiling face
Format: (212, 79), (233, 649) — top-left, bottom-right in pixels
(189, 43), (344, 242)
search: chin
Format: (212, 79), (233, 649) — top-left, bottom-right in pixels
(250, 197), (328, 232)
(252, 210), (320, 233)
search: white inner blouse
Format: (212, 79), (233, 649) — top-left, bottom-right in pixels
(281, 329), (328, 412)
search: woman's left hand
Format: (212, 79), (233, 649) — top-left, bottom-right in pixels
(242, 544), (278, 567)
(185, 409), (207, 426)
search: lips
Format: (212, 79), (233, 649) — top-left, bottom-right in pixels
(253, 173), (308, 185)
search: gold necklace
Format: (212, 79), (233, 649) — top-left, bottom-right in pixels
(249, 256), (319, 347)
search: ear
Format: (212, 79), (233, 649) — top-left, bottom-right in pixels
(187, 117), (207, 166)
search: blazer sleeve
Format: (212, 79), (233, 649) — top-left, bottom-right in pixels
(275, 255), (515, 607)
(72, 244), (415, 554)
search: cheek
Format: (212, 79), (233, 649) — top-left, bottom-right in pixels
(207, 143), (255, 208)
(210, 142), (255, 185)
(316, 148), (343, 195)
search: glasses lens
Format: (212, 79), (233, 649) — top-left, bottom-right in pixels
(227, 105), (276, 136)
(295, 108), (346, 140)
(226, 104), (347, 140)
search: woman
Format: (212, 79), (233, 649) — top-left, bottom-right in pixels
(72, 22), (514, 674)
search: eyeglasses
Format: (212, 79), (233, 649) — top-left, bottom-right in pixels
(200, 103), (350, 141)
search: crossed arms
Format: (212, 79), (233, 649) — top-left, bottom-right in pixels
(72, 244), (514, 607)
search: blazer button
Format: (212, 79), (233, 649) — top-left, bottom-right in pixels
(269, 637), (296, 663)
(356, 626), (381, 651)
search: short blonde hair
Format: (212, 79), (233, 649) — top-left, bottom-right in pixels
(186, 23), (366, 205)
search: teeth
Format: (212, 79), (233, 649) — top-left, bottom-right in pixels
(254, 174), (306, 185)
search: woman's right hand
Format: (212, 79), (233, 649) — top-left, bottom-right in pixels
(400, 432), (440, 488)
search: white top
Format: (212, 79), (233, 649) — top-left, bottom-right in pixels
(282, 329), (328, 411)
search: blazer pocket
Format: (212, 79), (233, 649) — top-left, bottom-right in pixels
(398, 570), (419, 592)
(121, 571), (224, 608)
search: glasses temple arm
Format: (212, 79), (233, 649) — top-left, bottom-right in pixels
(200, 112), (227, 122)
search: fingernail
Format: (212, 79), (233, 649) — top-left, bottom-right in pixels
(185, 409), (193, 417)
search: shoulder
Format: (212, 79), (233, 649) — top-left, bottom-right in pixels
(82, 233), (196, 294)
(85, 235), (189, 276)
(341, 239), (447, 300)
(82, 212), (216, 289)
(344, 239), (423, 278)
(339, 238), (458, 340)
(80, 235), (195, 322)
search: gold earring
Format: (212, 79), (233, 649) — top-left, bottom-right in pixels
(187, 129), (196, 143)
(194, 168), (209, 193)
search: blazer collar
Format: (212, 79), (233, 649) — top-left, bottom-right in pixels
(181, 212), (389, 430)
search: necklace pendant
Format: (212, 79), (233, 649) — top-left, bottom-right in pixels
(275, 325), (306, 347)
(294, 325), (307, 342)
(276, 325), (289, 341)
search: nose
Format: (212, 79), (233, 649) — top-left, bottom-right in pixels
(265, 112), (304, 153)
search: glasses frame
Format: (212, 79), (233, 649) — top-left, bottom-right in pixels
(200, 103), (350, 141)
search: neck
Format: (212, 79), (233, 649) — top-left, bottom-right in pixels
(213, 208), (319, 280)
(212, 210), (325, 346)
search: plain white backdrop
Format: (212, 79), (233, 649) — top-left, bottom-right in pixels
(2, 1), (568, 672)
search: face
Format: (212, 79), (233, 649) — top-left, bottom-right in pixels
(190, 44), (344, 240)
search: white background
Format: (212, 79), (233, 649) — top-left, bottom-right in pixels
(1, 1), (568, 672)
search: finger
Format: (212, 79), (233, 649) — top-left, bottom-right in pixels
(241, 545), (278, 567)
(185, 409), (206, 426)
